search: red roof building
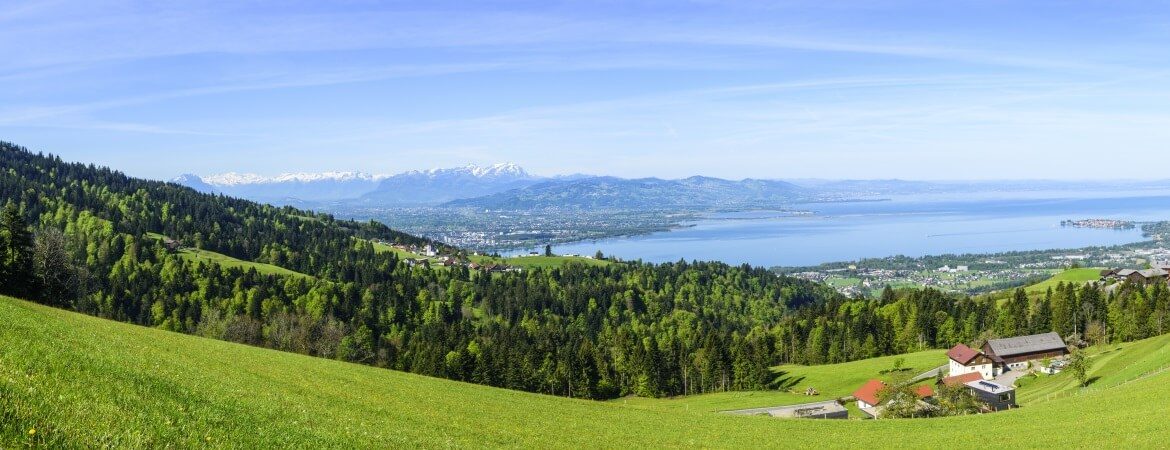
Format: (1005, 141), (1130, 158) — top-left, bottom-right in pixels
(946, 343), (998, 380)
(946, 344), (980, 365)
(939, 372), (984, 387)
(853, 379), (886, 409)
(854, 379), (934, 410)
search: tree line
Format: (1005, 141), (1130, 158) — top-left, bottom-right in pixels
(2, 141), (1168, 401)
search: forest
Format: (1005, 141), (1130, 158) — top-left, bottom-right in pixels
(2, 141), (1168, 400)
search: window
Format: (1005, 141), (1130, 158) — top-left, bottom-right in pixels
(999, 393), (1011, 402)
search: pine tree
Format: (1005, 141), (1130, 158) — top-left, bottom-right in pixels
(0, 202), (35, 298)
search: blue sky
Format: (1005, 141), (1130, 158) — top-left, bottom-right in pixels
(3, 1), (1170, 180)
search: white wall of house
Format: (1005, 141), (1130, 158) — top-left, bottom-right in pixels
(949, 359), (994, 379)
(857, 400), (874, 409)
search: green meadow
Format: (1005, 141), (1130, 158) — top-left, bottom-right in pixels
(148, 233), (314, 279)
(614, 349), (945, 413)
(4, 295), (1169, 448)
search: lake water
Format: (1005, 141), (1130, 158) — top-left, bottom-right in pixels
(522, 192), (1170, 267)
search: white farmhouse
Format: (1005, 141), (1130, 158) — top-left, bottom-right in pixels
(946, 343), (996, 379)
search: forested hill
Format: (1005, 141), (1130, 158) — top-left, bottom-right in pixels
(3, 141), (1166, 402)
(0, 141), (845, 398)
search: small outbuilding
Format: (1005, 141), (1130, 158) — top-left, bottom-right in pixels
(765, 400), (848, 419)
(965, 380), (1016, 411)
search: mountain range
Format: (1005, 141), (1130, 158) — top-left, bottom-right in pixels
(443, 176), (809, 210)
(177, 164), (1170, 212)
(173, 163), (542, 205)
(172, 164), (823, 210)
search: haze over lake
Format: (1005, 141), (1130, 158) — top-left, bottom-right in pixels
(522, 191), (1170, 267)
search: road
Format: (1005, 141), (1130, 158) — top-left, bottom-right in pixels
(910, 364), (948, 383)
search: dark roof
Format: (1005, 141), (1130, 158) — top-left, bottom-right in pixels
(984, 332), (1067, 357)
(852, 379), (885, 406)
(946, 344), (980, 365)
(939, 372), (984, 386)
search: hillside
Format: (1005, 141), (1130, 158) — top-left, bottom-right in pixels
(3, 296), (1168, 448)
(0, 142), (857, 400)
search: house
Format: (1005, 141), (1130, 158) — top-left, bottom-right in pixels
(982, 332), (1069, 372)
(964, 380), (1016, 411)
(853, 379), (886, 409)
(852, 379), (933, 410)
(938, 371), (984, 387)
(946, 343), (996, 379)
(162, 237), (182, 252)
(1105, 268), (1169, 284)
(423, 244), (437, 257)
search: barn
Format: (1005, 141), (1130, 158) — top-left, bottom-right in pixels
(982, 332), (1069, 372)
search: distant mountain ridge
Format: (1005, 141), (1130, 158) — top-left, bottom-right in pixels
(444, 176), (809, 210)
(355, 163), (541, 206)
(172, 163), (539, 204)
(173, 164), (831, 210)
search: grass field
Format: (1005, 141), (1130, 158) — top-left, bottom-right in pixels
(1023, 267), (1103, 296)
(615, 350), (945, 413)
(367, 239), (431, 260)
(1015, 332), (1170, 405)
(147, 233), (313, 279)
(4, 296), (1170, 448)
(176, 248), (314, 279)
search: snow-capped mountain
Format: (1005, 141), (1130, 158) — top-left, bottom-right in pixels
(170, 173), (219, 194)
(171, 163), (541, 205)
(357, 163), (540, 205)
(203, 171), (385, 186)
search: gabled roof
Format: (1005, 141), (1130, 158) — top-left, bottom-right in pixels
(852, 379), (885, 406)
(853, 380), (932, 406)
(940, 372), (984, 386)
(984, 332), (1067, 357)
(946, 344), (981, 365)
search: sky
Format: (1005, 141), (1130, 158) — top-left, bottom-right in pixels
(3, 1), (1170, 181)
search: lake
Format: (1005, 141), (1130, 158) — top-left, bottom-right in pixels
(520, 192), (1170, 267)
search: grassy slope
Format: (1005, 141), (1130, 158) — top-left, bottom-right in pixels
(176, 248), (314, 279)
(147, 233), (312, 279)
(3, 296), (1170, 448)
(615, 350), (945, 413)
(1024, 267), (1102, 296)
(1015, 332), (1170, 405)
